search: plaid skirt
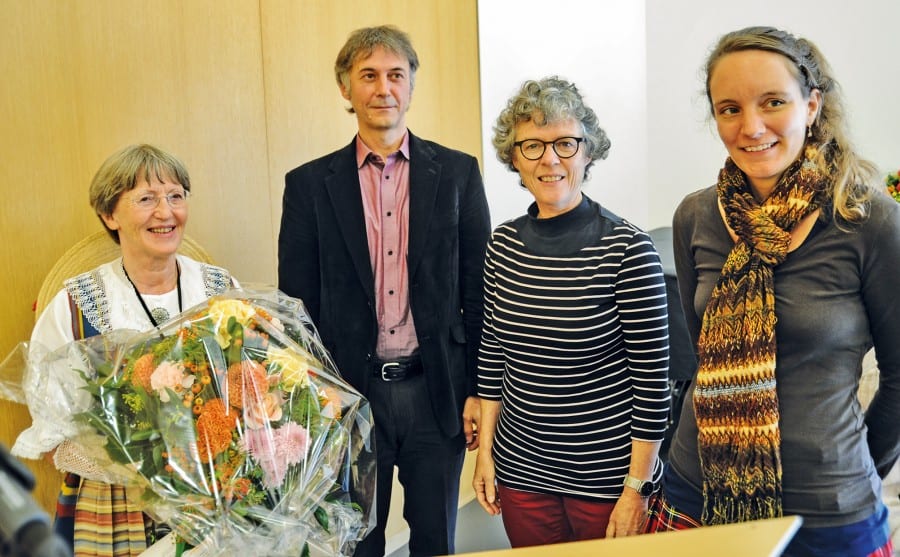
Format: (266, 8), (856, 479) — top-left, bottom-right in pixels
(643, 491), (700, 533)
(643, 491), (894, 557)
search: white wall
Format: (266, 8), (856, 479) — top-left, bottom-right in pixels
(478, 1), (648, 228)
(645, 0), (900, 228)
(479, 1), (900, 232)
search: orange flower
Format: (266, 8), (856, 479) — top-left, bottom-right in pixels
(226, 360), (268, 410)
(224, 477), (253, 502)
(130, 353), (156, 392)
(321, 386), (342, 420)
(196, 398), (238, 463)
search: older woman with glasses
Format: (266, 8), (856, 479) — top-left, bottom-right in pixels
(14, 143), (236, 556)
(472, 76), (670, 547)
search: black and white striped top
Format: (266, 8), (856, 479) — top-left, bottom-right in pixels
(478, 196), (670, 500)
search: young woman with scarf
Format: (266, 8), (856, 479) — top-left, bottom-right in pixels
(647, 26), (900, 557)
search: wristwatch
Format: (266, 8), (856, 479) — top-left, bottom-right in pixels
(623, 475), (655, 497)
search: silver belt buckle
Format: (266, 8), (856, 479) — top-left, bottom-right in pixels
(380, 362), (402, 381)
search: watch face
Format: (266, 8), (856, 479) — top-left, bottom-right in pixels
(639, 481), (654, 497)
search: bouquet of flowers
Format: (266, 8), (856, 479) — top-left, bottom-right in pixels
(886, 168), (900, 203)
(6, 289), (375, 556)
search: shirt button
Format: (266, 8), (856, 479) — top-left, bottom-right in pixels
(388, 290), (394, 295)
(386, 211), (392, 217)
(389, 329), (395, 335)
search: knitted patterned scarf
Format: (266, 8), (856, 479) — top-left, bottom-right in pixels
(694, 146), (825, 525)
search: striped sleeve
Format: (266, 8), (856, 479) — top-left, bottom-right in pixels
(614, 229), (671, 441)
(477, 226), (511, 401)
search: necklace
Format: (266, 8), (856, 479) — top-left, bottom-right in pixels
(122, 261), (183, 328)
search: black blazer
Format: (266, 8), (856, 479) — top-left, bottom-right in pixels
(278, 132), (491, 437)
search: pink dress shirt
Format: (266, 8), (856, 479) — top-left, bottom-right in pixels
(355, 133), (418, 360)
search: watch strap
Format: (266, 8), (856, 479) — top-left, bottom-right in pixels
(623, 474), (654, 496)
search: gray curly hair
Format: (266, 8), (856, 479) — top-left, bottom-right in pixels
(493, 76), (610, 181)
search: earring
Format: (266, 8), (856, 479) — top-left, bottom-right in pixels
(802, 144), (818, 171)
(807, 126), (813, 139)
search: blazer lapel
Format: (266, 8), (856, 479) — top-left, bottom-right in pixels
(407, 133), (440, 279)
(325, 142), (375, 299)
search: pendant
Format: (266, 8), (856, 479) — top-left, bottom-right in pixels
(150, 307), (171, 324)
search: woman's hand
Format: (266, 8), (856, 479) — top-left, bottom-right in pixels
(473, 449), (501, 515)
(462, 396), (481, 451)
(605, 489), (649, 537)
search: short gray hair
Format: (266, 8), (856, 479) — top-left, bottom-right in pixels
(89, 144), (191, 243)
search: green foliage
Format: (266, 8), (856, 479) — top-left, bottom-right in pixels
(314, 505), (330, 532)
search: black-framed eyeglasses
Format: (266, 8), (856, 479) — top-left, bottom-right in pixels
(513, 137), (584, 160)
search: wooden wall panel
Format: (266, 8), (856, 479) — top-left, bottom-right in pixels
(0, 0), (273, 512)
(58, 0), (275, 284)
(2, 0), (107, 516)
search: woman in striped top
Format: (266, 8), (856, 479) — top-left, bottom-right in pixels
(472, 76), (671, 548)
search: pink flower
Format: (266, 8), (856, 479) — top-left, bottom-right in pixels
(239, 423), (310, 488)
(241, 427), (273, 456)
(241, 428), (286, 488)
(275, 422), (309, 466)
(149, 361), (194, 402)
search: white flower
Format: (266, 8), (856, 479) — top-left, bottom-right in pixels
(150, 361), (194, 403)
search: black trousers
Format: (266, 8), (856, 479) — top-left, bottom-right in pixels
(353, 372), (466, 557)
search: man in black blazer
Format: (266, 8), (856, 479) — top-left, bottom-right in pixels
(278, 25), (491, 557)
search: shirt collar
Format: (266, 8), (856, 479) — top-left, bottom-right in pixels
(355, 131), (411, 168)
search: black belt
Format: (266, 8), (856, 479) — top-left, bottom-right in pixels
(372, 356), (423, 382)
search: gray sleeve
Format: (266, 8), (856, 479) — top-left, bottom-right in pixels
(862, 197), (900, 477)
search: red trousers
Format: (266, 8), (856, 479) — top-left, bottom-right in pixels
(497, 483), (616, 548)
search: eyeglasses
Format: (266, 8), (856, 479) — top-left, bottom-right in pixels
(130, 189), (190, 210)
(513, 137), (584, 160)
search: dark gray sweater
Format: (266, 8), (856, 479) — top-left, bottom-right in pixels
(667, 185), (900, 527)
